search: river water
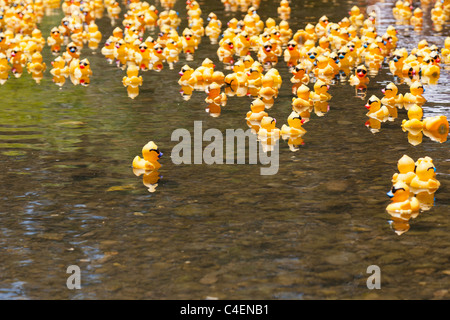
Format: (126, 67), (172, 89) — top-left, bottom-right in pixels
(0, 0), (449, 299)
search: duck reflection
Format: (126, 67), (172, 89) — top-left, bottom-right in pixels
(133, 168), (161, 193)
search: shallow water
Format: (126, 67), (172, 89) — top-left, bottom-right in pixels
(0, 0), (449, 299)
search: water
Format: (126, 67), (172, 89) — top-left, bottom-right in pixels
(0, 0), (449, 299)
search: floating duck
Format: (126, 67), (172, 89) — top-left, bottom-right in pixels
(85, 22), (102, 52)
(278, 0), (291, 20)
(284, 40), (300, 68)
(205, 13), (222, 44)
(258, 74), (278, 109)
(403, 81), (426, 108)
(281, 111), (307, 139)
(292, 84), (313, 121)
(47, 27), (64, 54)
(349, 65), (370, 87)
(314, 54), (336, 78)
(422, 115), (449, 143)
(205, 82), (227, 106)
(410, 157), (440, 193)
(69, 58), (92, 86)
(290, 63), (310, 85)
(392, 155), (416, 185)
(132, 141), (162, 171)
(365, 95), (389, 121)
(27, 52), (46, 84)
(7, 47), (26, 77)
(246, 98), (269, 129)
(310, 79), (331, 101)
(123, 64), (143, 99)
(182, 28), (198, 60)
(258, 116), (280, 152)
(386, 181), (420, 214)
(401, 104), (424, 145)
(349, 6), (364, 27)
(50, 56), (69, 87)
(410, 8), (423, 29)
(258, 40), (278, 66)
(315, 15), (329, 38)
(217, 38), (235, 65)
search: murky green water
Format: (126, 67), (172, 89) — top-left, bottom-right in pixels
(0, 0), (449, 299)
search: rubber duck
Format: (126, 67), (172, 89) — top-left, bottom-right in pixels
(123, 64), (143, 99)
(277, 0), (291, 20)
(386, 181), (420, 214)
(85, 22), (102, 51)
(290, 63), (310, 85)
(27, 52), (46, 84)
(266, 68), (282, 88)
(132, 141), (162, 171)
(162, 39), (180, 70)
(0, 53), (11, 85)
(284, 40), (300, 68)
(410, 157), (440, 193)
(246, 98), (268, 127)
(293, 23), (317, 44)
(337, 46), (352, 70)
(258, 116), (280, 152)
(178, 65), (197, 86)
(310, 79), (331, 102)
(410, 8), (423, 29)
(205, 82), (227, 106)
(190, 17), (205, 45)
(420, 55), (440, 81)
(349, 65), (370, 87)
(281, 111), (307, 139)
(292, 84), (313, 121)
(133, 41), (151, 71)
(317, 36), (331, 56)
(401, 104), (424, 145)
(258, 41), (278, 66)
(314, 54), (336, 78)
(315, 15), (329, 38)
(182, 28), (198, 60)
(69, 58), (92, 86)
(403, 81), (426, 108)
(365, 95), (389, 120)
(205, 13), (222, 44)
(389, 49), (407, 74)
(47, 27), (64, 54)
(381, 82), (404, 111)
(217, 38), (235, 65)
(431, 2), (447, 25)
(31, 29), (45, 52)
(392, 155), (416, 185)
(422, 115), (449, 143)
(63, 42), (81, 64)
(279, 21), (292, 45)
(50, 56), (69, 87)
(7, 46), (26, 77)
(258, 74), (278, 109)
(233, 31), (251, 57)
(349, 6), (364, 27)
(241, 63), (259, 87)
(107, 1), (122, 25)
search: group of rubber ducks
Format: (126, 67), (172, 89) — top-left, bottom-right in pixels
(389, 39), (444, 86)
(221, 0), (261, 13)
(0, 0), (54, 84)
(393, 0), (450, 32)
(387, 154), (441, 235)
(132, 140), (163, 193)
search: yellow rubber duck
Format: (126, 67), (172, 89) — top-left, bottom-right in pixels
(422, 115), (449, 143)
(281, 111), (307, 139)
(205, 13), (222, 45)
(132, 141), (162, 171)
(349, 65), (369, 87)
(392, 155), (416, 185)
(50, 56), (69, 87)
(310, 79), (331, 101)
(27, 52), (46, 84)
(69, 58), (92, 86)
(290, 63), (310, 85)
(246, 98), (268, 126)
(386, 181), (420, 214)
(410, 157), (440, 193)
(292, 84), (313, 121)
(258, 74), (278, 109)
(284, 40), (300, 68)
(365, 95), (389, 120)
(403, 81), (426, 108)
(258, 116), (281, 152)
(205, 82), (227, 106)
(123, 64), (143, 99)
(0, 53), (11, 85)
(47, 27), (64, 54)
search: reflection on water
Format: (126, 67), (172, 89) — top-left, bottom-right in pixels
(0, 0), (449, 300)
